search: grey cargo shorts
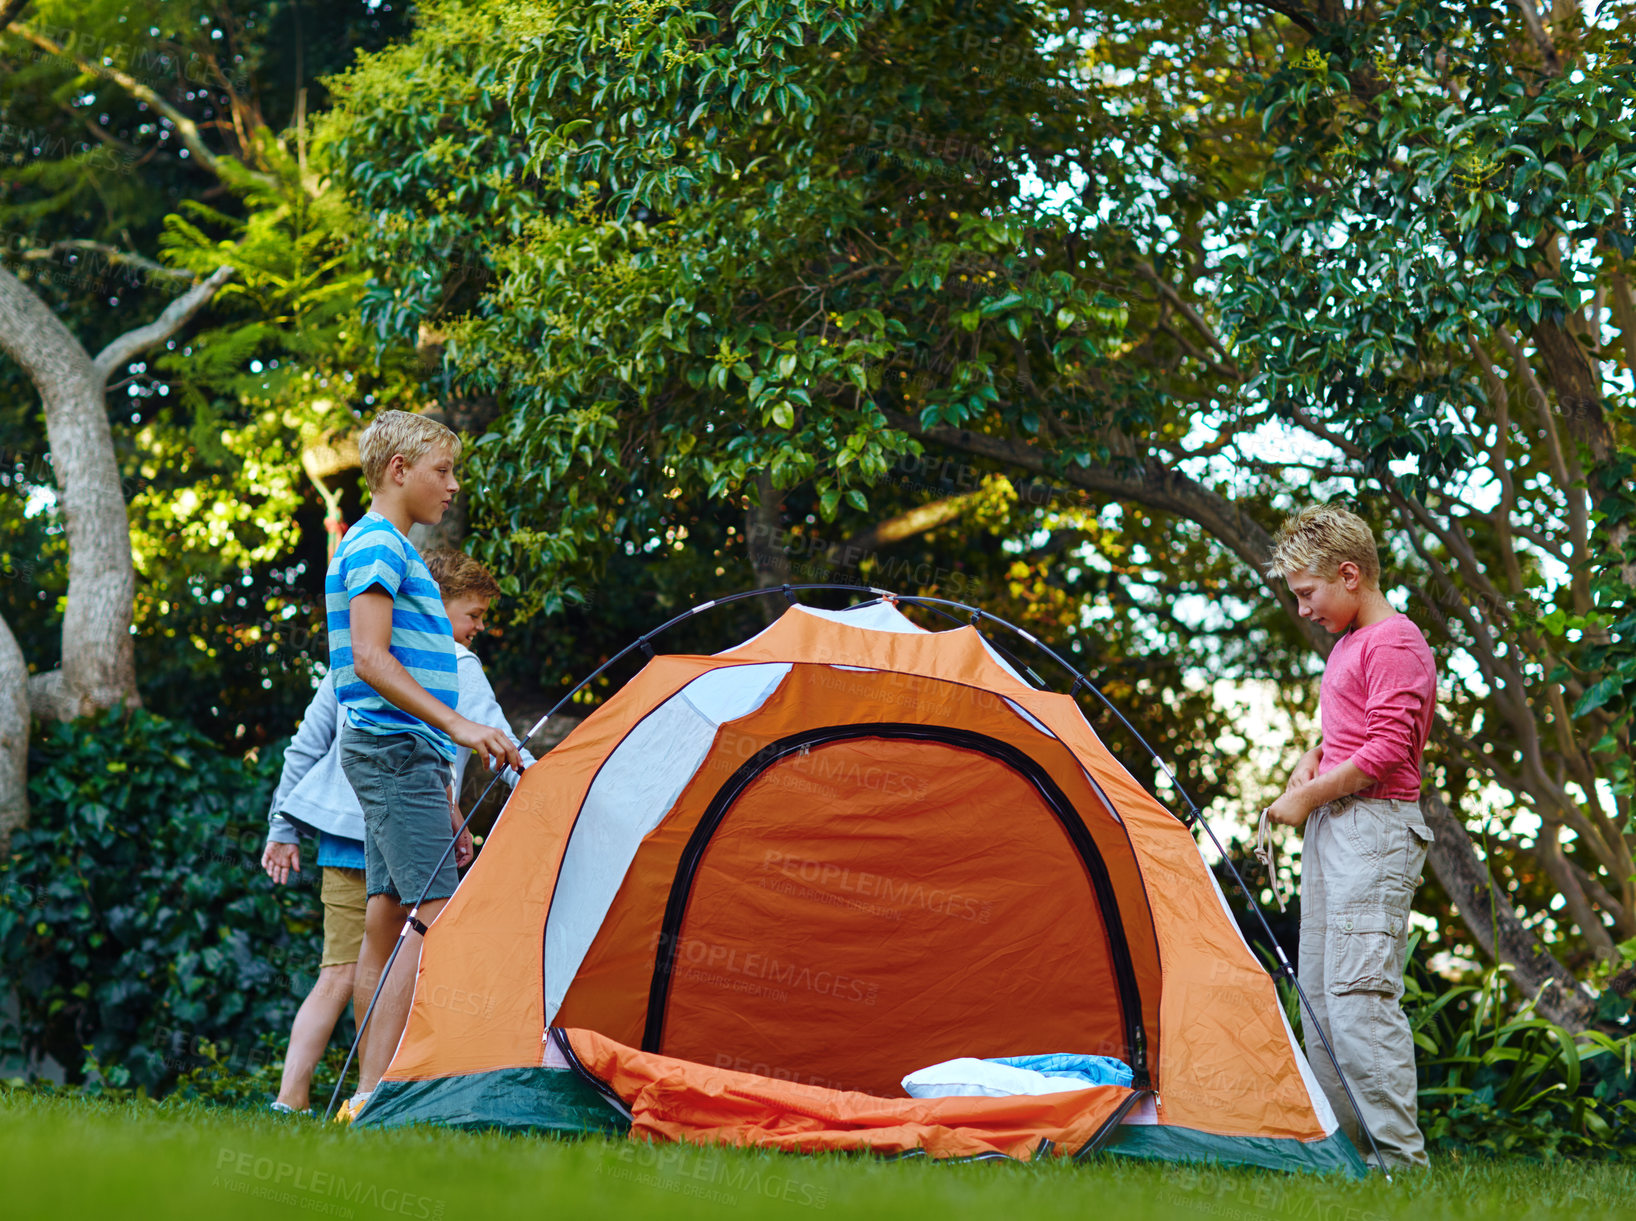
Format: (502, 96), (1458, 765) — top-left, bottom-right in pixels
(339, 723), (459, 904)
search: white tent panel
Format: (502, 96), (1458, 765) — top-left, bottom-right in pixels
(1004, 696), (1051, 735)
(720, 599), (927, 654)
(794, 601), (928, 634)
(543, 662), (791, 1021)
(973, 633), (1031, 686)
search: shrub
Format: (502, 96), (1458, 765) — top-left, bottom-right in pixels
(1404, 940), (1636, 1159)
(0, 707), (323, 1095)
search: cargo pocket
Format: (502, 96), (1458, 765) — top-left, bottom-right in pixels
(1404, 821), (1434, 888)
(1328, 905), (1409, 997)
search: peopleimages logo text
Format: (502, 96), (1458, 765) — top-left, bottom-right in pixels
(759, 850), (994, 923)
(650, 932), (879, 1005)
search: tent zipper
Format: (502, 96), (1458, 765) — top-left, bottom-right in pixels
(1071, 1088), (1151, 1161)
(548, 1027), (635, 1123)
(642, 722), (1152, 1090)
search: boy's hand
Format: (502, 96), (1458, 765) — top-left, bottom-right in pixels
(448, 789), (474, 868)
(449, 714), (521, 773)
(1265, 789), (1313, 828)
(1289, 747), (1323, 789)
(262, 841), (300, 884)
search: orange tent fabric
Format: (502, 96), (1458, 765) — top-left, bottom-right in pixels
(563, 1026), (1135, 1160)
(364, 602), (1362, 1176)
(556, 662), (1160, 1095)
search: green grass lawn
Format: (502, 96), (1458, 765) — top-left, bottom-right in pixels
(3, 1090), (1632, 1221)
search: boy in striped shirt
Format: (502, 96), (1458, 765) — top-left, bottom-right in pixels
(327, 410), (520, 1119)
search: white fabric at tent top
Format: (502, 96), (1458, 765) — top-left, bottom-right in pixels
(722, 599), (927, 653)
(727, 600), (1034, 689)
(789, 601), (928, 633)
(543, 661), (790, 1021)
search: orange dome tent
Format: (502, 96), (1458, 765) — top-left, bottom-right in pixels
(353, 593), (1367, 1177)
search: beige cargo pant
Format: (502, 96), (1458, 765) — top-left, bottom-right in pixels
(1298, 795), (1434, 1170)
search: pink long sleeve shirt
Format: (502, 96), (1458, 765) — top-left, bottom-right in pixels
(1318, 613), (1437, 801)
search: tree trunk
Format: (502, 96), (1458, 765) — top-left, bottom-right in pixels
(746, 471), (790, 626)
(0, 612), (28, 853)
(0, 267), (137, 721)
(0, 263), (233, 837)
(1419, 790), (1596, 1028)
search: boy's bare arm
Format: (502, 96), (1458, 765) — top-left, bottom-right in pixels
(351, 590), (521, 771)
(1268, 759), (1375, 827)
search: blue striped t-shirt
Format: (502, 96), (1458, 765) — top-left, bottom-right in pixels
(325, 510), (458, 761)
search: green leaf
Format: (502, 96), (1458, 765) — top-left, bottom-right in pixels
(1573, 675), (1624, 717)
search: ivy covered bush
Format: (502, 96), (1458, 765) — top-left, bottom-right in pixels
(0, 708), (321, 1095)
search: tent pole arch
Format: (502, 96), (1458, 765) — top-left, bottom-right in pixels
(874, 588), (1393, 1178)
(328, 582), (1390, 1174)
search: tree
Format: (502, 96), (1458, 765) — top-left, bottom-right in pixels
(0, 231), (234, 840)
(322, 0), (1633, 1022)
(0, 0), (411, 840)
(1213, 0), (1635, 1000)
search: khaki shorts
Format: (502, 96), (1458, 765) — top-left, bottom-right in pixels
(320, 866), (367, 967)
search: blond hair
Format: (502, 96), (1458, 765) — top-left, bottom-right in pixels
(357, 410), (462, 492)
(423, 549), (502, 602)
(1266, 503), (1381, 584)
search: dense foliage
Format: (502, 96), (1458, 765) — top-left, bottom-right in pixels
(0, 0), (413, 746)
(1405, 947), (1636, 1159)
(0, 708), (318, 1093)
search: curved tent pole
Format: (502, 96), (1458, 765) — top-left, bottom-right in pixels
(323, 582), (892, 1119)
(325, 582), (1392, 1175)
(883, 589), (1391, 1177)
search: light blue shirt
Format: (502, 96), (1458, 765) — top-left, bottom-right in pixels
(325, 510), (458, 761)
(316, 831), (366, 870)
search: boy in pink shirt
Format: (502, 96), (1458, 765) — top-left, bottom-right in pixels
(1265, 504), (1437, 1170)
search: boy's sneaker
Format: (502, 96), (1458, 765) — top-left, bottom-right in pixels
(332, 1092), (372, 1124)
(269, 1101), (308, 1116)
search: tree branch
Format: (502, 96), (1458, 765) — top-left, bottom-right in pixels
(1421, 779), (1594, 1029)
(1534, 822), (1617, 960)
(1285, 402), (1367, 461)
(92, 265), (234, 382)
(1608, 268), (1636, 381)
(1511, 0), (1564, 75)
(883, 409), (1334, 656)
(5, 21), (277, 189)
(1494, 325), (1595, 610)
(1241, 0), (1320, 36)
(1569, 858), (1633, 938)
(1134, 260), (1235, 361)
(19, 240), (194, 283)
